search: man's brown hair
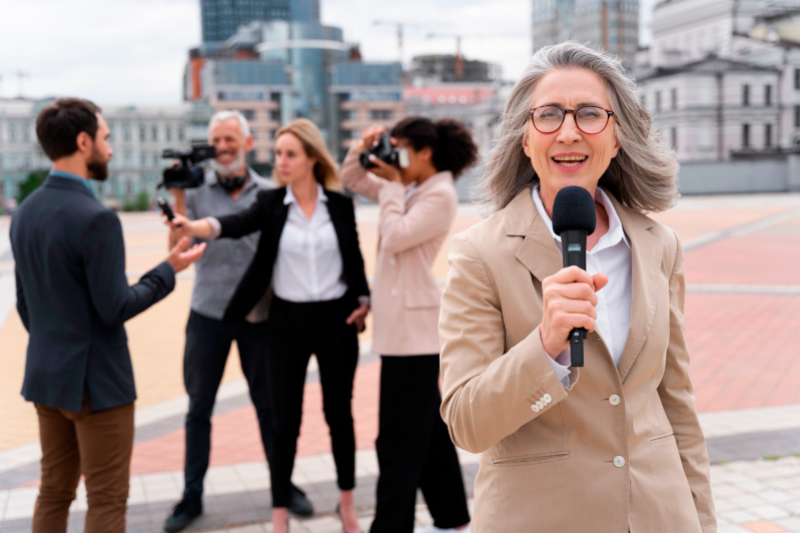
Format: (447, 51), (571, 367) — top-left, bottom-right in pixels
(36, 98), (101, 161)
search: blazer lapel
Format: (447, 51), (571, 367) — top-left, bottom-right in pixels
(505, 187), (563, 283)
(610, 193), (663, 383)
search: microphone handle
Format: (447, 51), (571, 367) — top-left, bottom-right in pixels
(560, 229), (588, 368)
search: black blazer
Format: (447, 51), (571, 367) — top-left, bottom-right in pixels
(10, 175), (175, 413)
(218, 187), (370, 323)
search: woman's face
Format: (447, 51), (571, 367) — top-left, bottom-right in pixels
(394, 138), (433, 185)
(275, 132), (316, 186)
(523, 67), (621, 207)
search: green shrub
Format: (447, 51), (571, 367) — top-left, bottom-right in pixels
(17, 170), (49, 204)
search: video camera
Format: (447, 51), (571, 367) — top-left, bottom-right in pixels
(359, 134), (409, 170)
(159, 145), (216, 189)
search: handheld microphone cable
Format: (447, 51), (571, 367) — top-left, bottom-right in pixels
(552, 186), (597, 367)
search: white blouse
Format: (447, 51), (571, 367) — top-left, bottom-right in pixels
(532, 186), (633, 387)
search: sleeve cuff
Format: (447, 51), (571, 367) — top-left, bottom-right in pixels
(547, 351), (572, 388)
(207, 217), (222, 239)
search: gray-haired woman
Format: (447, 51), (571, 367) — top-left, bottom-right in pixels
(438, 42), (716, 532)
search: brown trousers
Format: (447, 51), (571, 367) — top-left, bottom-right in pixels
(32, 400), (134, 533)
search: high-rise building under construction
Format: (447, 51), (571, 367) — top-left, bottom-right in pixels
(532, 0), (639, 64)
(200, 0), (320, 42)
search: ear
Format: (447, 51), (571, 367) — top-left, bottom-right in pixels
(245, 134), (254, 153)
(419, 146), (433, 162)
(610, 135), (621, 159)
(76, 131), (93, 155)
(522, 130), (532, 158)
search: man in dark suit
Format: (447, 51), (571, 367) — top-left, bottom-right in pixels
(10, 98), (205, 533)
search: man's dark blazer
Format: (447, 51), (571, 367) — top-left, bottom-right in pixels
(10, 174), (176, 413)
(217, 186), (370, 323)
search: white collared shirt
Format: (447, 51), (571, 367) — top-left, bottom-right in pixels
(532, 186), (633, 386)
(272, 183), (348, 303)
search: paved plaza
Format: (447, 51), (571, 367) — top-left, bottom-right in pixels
(2, 193), (800, 532)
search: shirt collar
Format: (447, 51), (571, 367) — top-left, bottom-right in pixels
(284, 182), (328, 205)
(532, 185), (630, 251)
(49, 170), (94, 195)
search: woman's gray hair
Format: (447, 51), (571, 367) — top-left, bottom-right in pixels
(480, 41), (678, 213)
(209, 110), (251, 139)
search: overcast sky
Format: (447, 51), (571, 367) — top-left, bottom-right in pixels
(0, 0), (658, 105)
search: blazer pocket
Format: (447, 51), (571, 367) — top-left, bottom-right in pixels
(404, 288), (441, 309)
(493, 451), (570, 468)
(650, 431), (676, 447)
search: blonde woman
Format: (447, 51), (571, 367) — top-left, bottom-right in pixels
(169, 119), (370, 533)
(439, 42), (715, 532)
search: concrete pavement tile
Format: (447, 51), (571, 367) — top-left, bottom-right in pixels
(750, 504), (792, 520)
(776, 517), (800, 530)
(740, 521), (788, 533)
(714, 497), (741, 511)
(720, 509), (762, 523)
(301, 516), (346, 533)
(731, 495), (770, 507)
(758, 490), (797, 504)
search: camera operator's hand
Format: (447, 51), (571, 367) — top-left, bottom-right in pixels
(366, 153), (403, 183)
(539, 266), (608, 359)
(166, 236), (206, 274)
(355, 125), (390, 152)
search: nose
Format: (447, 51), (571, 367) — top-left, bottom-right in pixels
(555, 113), (583, 144)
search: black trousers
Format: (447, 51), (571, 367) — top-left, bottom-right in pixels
(267, 296), (360, 507)
(182, 310), (276, 500)
(370, 355), (470, 533)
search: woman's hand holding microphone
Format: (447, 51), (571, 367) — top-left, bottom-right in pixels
(540, 266), (609, 360)
(164, 214), (215, 240)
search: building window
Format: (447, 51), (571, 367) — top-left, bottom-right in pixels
(671, 127), (677, 150)
(765, 85), (772, 107)
(655, 91), (662, 113)
(141, 152), (147, 168)
(742, 124), (750, 148)
(166, 127), (172, 142)
(153, 152), (159, 167)
(178, 126), (185, 141)
(270, 110), (281, 121)
(139, 126), (146, 142)
(743, 85), (750, 107)
(765, 124), (773, 147)
(123, 124), (132, 142)
(369, 110), (394, 120)
(795, 68), (800, 90)
(152, 126), (158, 142)
(126, 181), (133, 197)
(240, 109), (256, 120)
(795, 106), (800, 128)
(671, 88), (677, 110)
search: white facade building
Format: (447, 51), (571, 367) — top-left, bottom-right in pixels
(636, 0), (800, 164)
(0, 99), (211, 202)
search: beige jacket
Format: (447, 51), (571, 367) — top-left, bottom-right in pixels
(341, 147), (457, 355)
(439, 187), (715, 533)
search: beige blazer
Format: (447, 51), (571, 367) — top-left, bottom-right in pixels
(439, 187), (715, 533)
(342, 147), (458, 355)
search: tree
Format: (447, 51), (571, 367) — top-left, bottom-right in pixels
(123, 190), (151, 212)
(17, 170), (49, 204)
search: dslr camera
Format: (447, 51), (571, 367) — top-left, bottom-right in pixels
(159, 145), (216, 189)
(359, 134), (409, 170)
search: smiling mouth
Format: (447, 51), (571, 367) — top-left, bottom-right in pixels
(552, 155), (588, 167)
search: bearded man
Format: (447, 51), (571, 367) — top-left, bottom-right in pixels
(11, 98), (205, 533)
(163, 111), (313, 532)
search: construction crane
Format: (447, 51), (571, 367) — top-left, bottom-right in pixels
(372, 20), (423, 65)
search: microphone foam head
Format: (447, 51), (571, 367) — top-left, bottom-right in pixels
(551, 186), (597, 235)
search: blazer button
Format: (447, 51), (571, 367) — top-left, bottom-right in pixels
(535, 401), (544, 410)
(531, 404), (540, 413)
(614, 456), (625, 468)
(543, 393), (552, 404)
(609, 395), (621, 406)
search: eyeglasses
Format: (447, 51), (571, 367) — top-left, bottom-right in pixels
(528, 106), (615, 135)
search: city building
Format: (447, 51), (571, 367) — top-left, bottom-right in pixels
(637, 0), (800, 160)
(0, 98), (211, 203)
(409, 54), (501, 84)
(328, 62), (406, 160)
(200, 0), (320, 42)
(532, 0), (640, 64)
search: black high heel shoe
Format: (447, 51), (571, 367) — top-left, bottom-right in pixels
(336, 503), (364, 533)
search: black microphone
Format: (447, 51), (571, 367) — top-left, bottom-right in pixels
(552, 186), (597, 368)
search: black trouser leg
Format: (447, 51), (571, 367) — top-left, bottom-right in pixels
(183, 311), (234, 500)
(370, 355), (469, 533)
(418, 384), (470, 529)
(315, 318), (359, 492)
(266, 322), (312, 508)
(235, 319), (275, 466)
